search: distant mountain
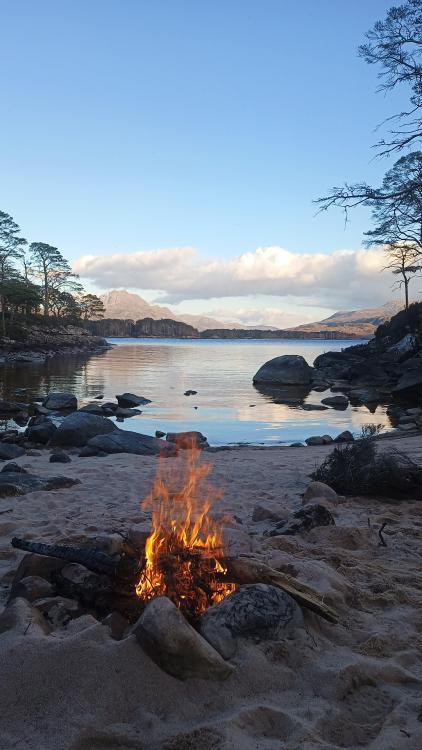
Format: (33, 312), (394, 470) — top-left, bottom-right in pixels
(99, 290), (277, 331)
(291, 301), (404, 337)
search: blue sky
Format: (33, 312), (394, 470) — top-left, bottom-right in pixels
(1, 1), (410, 325)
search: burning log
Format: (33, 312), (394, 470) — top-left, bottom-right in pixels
(11, 538), (141, 583)
(222, 557), (338, 624)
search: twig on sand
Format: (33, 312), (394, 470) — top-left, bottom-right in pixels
(378, 522), (388, 547)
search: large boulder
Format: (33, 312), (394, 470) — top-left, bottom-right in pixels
(132, 596), (233, 680)
(200, 584), (303, 659)
(50, 412), (118, 447)
(43, 392), (77, 411)
(392, 369), (422, 398)
(0, 400), (27, 414)
(253, 355), (312, 386)
(116, 393), (151, 408)
(81, 429), (177, 457)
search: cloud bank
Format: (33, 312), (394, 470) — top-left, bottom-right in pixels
(73, 245), (392, 310)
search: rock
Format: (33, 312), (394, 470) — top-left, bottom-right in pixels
(392, 368), (422, 397)
(127, 523), (151, 552)
(155, 430), (166, 438)
(0, 444), (25, 460)
(200, 584), (303, 659)
(0, 472), (79, 498)
(26, 419), (57, 444)
(102, 612), (129, 641)
(290, 442), (305, 447)
(25, 450), (42, 456)
(33, 596), (81, 628)
(94, 394), (104, 399)
(0, 597), (50, 636)
(116, 393), (151, 408)
(305, 436), (325, 446)
(132, 596), (233, 681)
(43, 392), (77, 411)
(334, 430), (354, 443)
(398, 415), (416, 424)
(0, 400), (27, 414)
(222, 526), (252, 556)
(78, 403), (105, 416)
(101, 402), (119, 413)
(82, 430), (177, 457)
(252, 505), (285, 523)
(388, 333), (416, 356)
(14, 411), (29, 426)
(10, 552), (67, 597)
(32, 404), (50, 415)
(397, 422), (417, 431)
(268, 504), (335, 536)
(49, 452), (71, 464)
(321, 395), (349, 409)
(301, 403), (329, 411)
(253, 355), (312, 386)
(166, 431), (208, 449)
(1, 463), (27, 474)
(89, 533), (124, 556)
(50, 412), (118, 447)
(184, 390), (197, 396)
(10, 575), (54, 603)
(320, 435), (333, 444)
(115, 407), (142, 418)
(302, 481), (338, 505)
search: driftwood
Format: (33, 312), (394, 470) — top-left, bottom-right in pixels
(223, 557), (338, 624)
(11, 537), (141, 582)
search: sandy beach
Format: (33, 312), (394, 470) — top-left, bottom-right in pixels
(0, 435), (421, 750)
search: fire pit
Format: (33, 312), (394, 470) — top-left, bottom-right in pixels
(9, 443), (338, 679)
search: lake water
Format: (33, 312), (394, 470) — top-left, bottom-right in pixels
(0, 338), (393, 445)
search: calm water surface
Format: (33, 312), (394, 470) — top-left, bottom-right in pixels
(1, 338), (393, 445)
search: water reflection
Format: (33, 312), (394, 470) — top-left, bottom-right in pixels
(0, 338), (393, 445)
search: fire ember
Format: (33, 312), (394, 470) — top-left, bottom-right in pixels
(136, 441), (235, 622)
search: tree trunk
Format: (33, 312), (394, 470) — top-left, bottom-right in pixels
(404, 277), (409, 310)
(43, 264), (49, 317)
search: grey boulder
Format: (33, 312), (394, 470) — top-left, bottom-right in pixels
(200, 584), (303, 659)
(43, 392), (77, 411)
(253, 355), (312, 386)
(81, 429), (177, 457)
(0, 473), (80, 498)
(50, 412), (118, 448)
(132, 596), (233, 681)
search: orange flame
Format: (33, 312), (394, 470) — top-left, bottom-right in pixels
(136, 440), (235, 621)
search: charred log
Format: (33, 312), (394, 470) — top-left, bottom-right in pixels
(11, 537), (141, 582)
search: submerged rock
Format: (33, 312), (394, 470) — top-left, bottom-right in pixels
(116, 393), (151, 408)
(43, 392), (77, 411)
(253, 355), (312, 386)
(133, 596), (233, 681)
(321, 395), (349, 409)
(200, 584), (303, 659)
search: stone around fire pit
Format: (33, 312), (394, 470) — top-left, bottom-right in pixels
(132, 596), (234, 681)
(200, 584), (304, 659)
(81, 430), (177, 457)
(166, 431), (208, 449)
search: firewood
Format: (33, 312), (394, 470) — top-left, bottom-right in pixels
(222, 557), (338, 624)
(11, 538), (141, 582)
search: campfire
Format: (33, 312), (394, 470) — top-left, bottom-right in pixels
(136, 441), (235, 622)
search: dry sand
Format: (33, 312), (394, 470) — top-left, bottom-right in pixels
(0, 435), (422, 750)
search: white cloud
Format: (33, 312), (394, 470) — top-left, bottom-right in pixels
(73, 244), (393, 310)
